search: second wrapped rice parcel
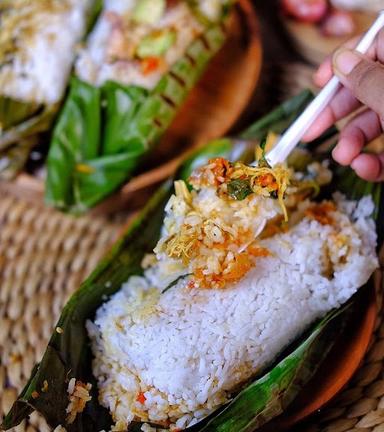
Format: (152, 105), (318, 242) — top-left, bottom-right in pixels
(45, 0), (231, 212)
(0, 0), (97, 177)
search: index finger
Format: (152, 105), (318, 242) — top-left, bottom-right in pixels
(302, 85), (360, 141)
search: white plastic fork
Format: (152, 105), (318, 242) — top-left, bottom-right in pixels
(265, 11), (384, 167)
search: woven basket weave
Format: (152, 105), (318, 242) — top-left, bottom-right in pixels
(0, 191), (123, 431)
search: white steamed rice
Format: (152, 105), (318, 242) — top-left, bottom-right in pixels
(0, 0), (91, 105)
(87, 190), (378, 430)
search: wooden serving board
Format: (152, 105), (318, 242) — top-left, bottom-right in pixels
(0, 0), (262, 215)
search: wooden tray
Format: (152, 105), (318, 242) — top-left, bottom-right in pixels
(284, 11), (375, 65)
(0, 0), (262, 215)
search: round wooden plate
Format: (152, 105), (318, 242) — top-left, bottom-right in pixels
(1, 0), (262, 215)
(259, 258), (382, 432)
(284, 11), (376, 64)
(281, 284), (377, 429)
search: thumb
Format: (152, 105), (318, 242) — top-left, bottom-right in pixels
(333, 48), (384, 120)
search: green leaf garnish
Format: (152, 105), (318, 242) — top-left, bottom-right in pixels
(227, 178), (253, 200)
(257, 135), (272, 168)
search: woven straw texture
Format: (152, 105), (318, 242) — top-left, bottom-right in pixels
(0, 191), (123, 431)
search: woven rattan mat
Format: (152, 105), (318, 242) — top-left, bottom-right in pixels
(0, 191), (123, 431)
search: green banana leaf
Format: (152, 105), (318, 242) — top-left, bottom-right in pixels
(3, 92), (383, 432)
(240, 90), (313, 141)
(0, 0), (103, 179)
(45, 22), (228, 213)
(0, 97), (41, 133)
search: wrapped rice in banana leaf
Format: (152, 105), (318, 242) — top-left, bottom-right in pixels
(45, 0), (232, 213)
(0, 0), (100, 178)
(3, 92), (383, 432)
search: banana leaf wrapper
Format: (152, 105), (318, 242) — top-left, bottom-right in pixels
(3, 91), (383, 432)
(0, 136), (40, 180)
(0, 100), (57, 179)
(0, 0), (102, 179)
(0, 98), (58, 148)
(45, 21), (228, 213)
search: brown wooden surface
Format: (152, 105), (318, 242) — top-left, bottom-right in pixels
(284, 11), (376, 65)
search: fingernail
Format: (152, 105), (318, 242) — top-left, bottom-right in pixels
(351, 156), (363, 172)
(350, 158), (359, 170)
(332, 145), (341, 161)
(332, 141), (349, 166)
(333, 49), (361, 76)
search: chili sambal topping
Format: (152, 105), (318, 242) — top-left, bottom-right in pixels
(154, 162), (281, 289)
(154, 158), (335, 289)
(136, 391), (147, 404)
(189, 157), (233, 188)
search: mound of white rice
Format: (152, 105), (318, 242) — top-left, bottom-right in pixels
(0, 0), (91, 105)
(87, 188), (378, 430)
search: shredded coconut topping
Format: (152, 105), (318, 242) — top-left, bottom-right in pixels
(154, 158), (292, 289)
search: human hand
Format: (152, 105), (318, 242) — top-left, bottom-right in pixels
(303, 30), (384, 182)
